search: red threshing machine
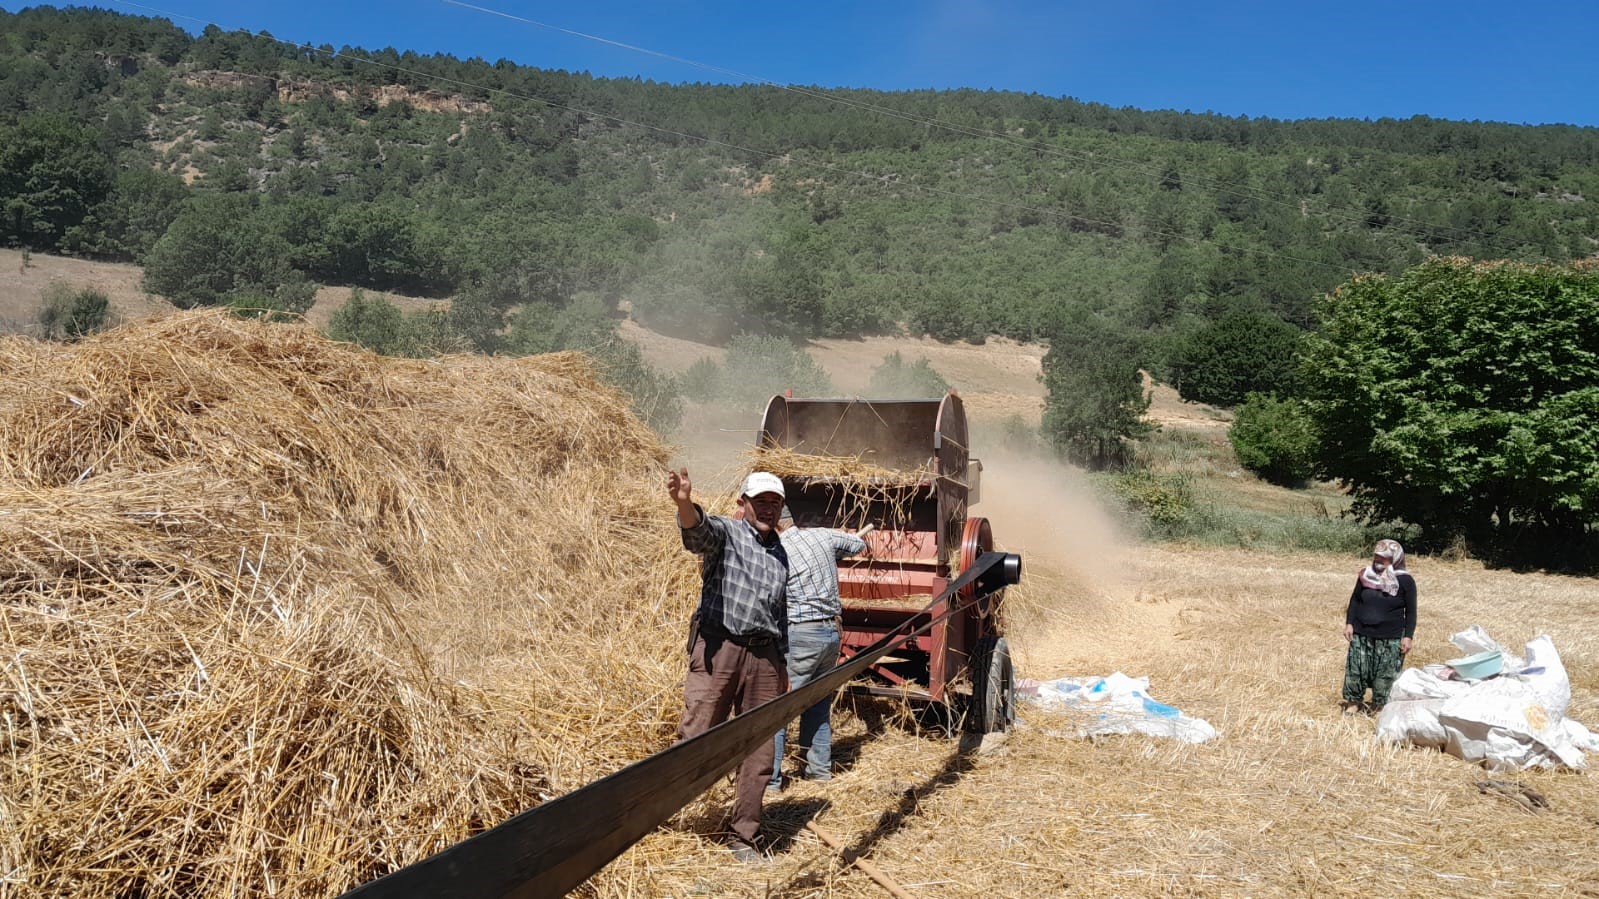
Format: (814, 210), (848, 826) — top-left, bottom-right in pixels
(757, 392), (1020, 733)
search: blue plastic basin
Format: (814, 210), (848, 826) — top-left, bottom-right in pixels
(1446, 649), (1504, 679)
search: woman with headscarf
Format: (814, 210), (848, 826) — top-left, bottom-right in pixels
(1341, 539), (1416, 714)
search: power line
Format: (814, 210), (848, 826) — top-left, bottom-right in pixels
(110, 0), (1367, 282)
(442, 0), (1545, 253)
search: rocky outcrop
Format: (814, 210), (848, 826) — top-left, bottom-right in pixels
(180, 70), (489, 115)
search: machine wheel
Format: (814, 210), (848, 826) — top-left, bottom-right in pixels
(966, 635), (1014, 734)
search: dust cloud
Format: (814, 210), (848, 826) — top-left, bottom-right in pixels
(667, 401), (766, 496)
(973, 449), (1172, 675)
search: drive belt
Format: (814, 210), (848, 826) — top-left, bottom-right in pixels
(338, 550), (1010, 899)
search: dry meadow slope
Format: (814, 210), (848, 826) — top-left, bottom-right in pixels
(0, 248), (433, 332)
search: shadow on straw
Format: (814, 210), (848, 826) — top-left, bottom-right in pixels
(762, 796), (833, 853)
(777, 738), (979, 889)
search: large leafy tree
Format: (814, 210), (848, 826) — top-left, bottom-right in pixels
(141, 195), (304, 309)
(1169, 309), (1304, 407)
(0, 114), (113, 251)
(1041, 314), (1151, 469)
(1300, 258), (1599, 554)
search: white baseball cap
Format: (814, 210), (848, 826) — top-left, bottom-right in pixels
(741, 471), (785, 499)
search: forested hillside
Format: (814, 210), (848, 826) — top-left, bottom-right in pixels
(4, 5), (1596, 358)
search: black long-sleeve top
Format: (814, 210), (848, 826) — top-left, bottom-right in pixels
(1345, 573), (1417, 640)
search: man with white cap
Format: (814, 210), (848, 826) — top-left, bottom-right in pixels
(666, 466), (789, 863)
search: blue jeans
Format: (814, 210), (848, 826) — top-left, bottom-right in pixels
(771, 620), (842, 786)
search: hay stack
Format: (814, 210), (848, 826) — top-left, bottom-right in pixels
(0, 312), (698, 898)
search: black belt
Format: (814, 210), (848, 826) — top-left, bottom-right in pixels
(700, 626), (777, 648)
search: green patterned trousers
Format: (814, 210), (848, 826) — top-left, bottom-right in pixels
(1343, 635), (1405, 708)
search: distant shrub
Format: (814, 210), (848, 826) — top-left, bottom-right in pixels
(37, 283), (110, 341)
(720, 334), (833, 409)
(328, 289), (409, 354)
(868, 351), (950, 398)
(589, 339), (683, 434)
(1168, 310), (1303, 407)
(1107, 469), (1194, 527)
(679, 356), (724, 403)
(997, 414), (1042, 455)
(1229, 392), (1317, 485)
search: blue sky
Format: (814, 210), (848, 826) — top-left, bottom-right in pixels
(12, 0), (1599, 126)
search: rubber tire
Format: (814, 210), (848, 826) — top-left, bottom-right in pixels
(966, 635), (1014, 734)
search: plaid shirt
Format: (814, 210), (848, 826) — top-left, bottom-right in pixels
(779, 527), (867, 622)
(681, 506), (789, 640)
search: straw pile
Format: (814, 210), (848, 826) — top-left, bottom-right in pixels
(0, 312), (703, 898)
(751, 447), (937, 539)
(753, 446), (934, 486)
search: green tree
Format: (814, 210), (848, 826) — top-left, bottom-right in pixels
(1229, 392), (1317, 486)
(1041, 315), (1151, 469)
(679, 357), (724, 402)
(36, 283), (110, 340)
(1300, 259), (1599, 559)
(588, 339), (683, 434)
(142, 195), (301, 308)
(1169, 310), (1304, 407)
(0, 114), (114, 251)
(720, 334), (834, 410)
(327, 289), (409, 355)
(737, 224), (829, 338)
(867, 351), (950, 398)
(92, 168), (190, 259)
(503, 292), (614, 357)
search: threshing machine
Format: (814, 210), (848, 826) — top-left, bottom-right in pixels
(758, 392), (1021, 733)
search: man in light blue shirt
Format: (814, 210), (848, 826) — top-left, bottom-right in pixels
(769, 509), (868, 790)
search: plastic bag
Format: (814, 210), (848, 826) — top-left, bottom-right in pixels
(1019, 672), (1218, 744)
(1376, 699), (1449, 748)
(1450, 625), (1526, 672)
(1381, 628), (1592, 771)
(1436, 675), (1586, 771)
(1388, 666), (1470, 703)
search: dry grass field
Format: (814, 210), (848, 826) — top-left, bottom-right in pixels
(0, 248), (434, 333)
(600, 472), (1599, 898)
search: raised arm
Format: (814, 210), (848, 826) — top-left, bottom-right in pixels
(667, 467), (701, 530)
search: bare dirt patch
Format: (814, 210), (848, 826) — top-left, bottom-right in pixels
(0, 249), (164, 332)
(0, 250), (437, 333)
(1145, 372), (1232, 433)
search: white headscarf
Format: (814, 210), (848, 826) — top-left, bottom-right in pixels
(1358, 539), (1405, 595)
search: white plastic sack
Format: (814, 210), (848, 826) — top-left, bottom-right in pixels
(1564, 718), (1599, 753)
(1521, 635), (1571, 718)
(1436, 675), (1586, 771)
(1388, 666), (1470, 703)
(1376, 699), (1449, 748)
(1019, 672), (1218, 744)
(1381, 628), (1593, 772)
(1449, 625), (1527, 672)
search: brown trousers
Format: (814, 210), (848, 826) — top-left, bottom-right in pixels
(676, 632), (785, 843)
